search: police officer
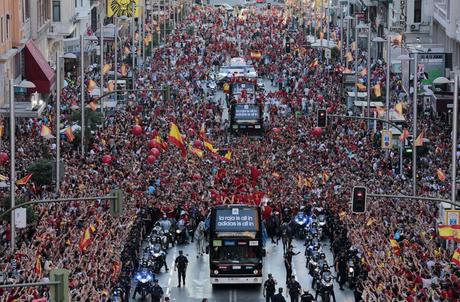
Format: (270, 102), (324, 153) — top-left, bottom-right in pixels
(263, 273), (277, 302)
(335, 251), (347, 290)
(272, 288), (287, 302)
(175, 250), (189, 287)
(287, 276), (301, 302)
(284, 246), (300, 283)
(151, 279), (164, 302)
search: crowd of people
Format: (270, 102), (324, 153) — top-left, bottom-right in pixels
(0, 2), (459, 301)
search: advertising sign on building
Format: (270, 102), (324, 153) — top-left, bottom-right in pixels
(410, 53), (447, 85)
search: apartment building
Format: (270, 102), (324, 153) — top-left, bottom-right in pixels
(433, 0), (460, 70)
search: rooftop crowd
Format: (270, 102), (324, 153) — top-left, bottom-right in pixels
(0, 3), (459, 301)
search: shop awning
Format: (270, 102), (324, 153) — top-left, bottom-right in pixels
(24, 40), (55, 93)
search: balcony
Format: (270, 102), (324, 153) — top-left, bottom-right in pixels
(433, 0), (449, 29)
(48, 22), (77, 38)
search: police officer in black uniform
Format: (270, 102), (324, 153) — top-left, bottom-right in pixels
(151, 279), (164, 302)
(263, 273), (277, 302)
(174, 250), (189, 287)
(335, 251), (348, 290)
(287, 276), (302, 302)
(272, 288), (287, 302)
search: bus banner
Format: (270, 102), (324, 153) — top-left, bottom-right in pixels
(215, 208), (259, 232)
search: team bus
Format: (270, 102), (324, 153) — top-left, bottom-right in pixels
(208, 204), (265, 284)
(230, 103), (264, 135)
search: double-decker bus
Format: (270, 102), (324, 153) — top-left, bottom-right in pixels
(208, 204), (265, 284)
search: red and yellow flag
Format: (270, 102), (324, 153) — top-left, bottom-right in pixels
(399, 129), (410, 142)
(452, 248), (460, 266)
(102, 64), (111, 75)
(199, 123), (207, 141)
(34, 255), (42, 275)
(436, 169), (446, 182)
(204, 141), (218, 153)
(154, 134), (168, 150)
(65, 127), (75, 142)
(168, 123), (186, 158)
(121, 64), (128, 77)
(189, 145), (204, 158)
(16, 173), (33, 185)
(87, 80), (97, 92)
(89, 101), (97, 112)
(415, 131), (425, 146)
(389, 235), (400, 255)
(360, 68), (368, 77)
(0, 125), (4, 138)
(356, 83), (366, 92)
(345, 52), (353, 62)
(79, 224), (96, 252)
(214, 149), (232, 163)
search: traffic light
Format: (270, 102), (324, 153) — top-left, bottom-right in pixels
(162, 85), (171, 101)
(50, 269), (70, 302)
(352, 186), (367, 213)
(110, 189), (124, 217)
(285, 42), (291, 53)
(317, 109), (327, 128)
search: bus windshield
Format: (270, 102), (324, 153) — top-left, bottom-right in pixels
(211, 245), (261, 263)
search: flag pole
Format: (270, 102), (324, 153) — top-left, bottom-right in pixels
(56, 52), (61, 193)
(80, 34), (85, 156)
(452, 70), (458, 205)
(9, 79), (15, 252)
(412, 53), (418, 195)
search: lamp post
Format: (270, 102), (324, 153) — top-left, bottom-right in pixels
(100, 13), (105, 115)
(55, 52), (77, 194)
(398, 53), (418, 195)
(434, 72), (459, 205)
(9, 79), (36, 252)
(113, 15), (130, 113)
(344, 15), (353, 69)
(354, 22), (367, 106)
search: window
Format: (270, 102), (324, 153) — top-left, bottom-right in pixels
(414, 0), (422, 23)
(6, 14), (9, 40)
(52, 1), (61, 22)
(1, 17), (4, 43)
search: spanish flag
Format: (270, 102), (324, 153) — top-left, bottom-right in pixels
(108, 81), (115, 92)
(436, 169), (446, 182)
(322, 172), (330, 183)
(414, 131), (425, 146)
(351, 41), (356, 51)
(189, 144), (204, 158)
(65, 127), (75, 142)
(87, 80), (97, 92)
(373, 84), (381, 97)
(214, 149), (232, 162)
(399, 129), (410, 142)
(102, 64), (111, 75)
(452, 248), (460, 266)
(168, 123), (186, 158)
(16, 173), (33, 185)
(395, 102), (404, 116)
(79, 224), (96, 252)
(309, 59), (319, 69)
(360, 68), (368, 77)
(0, 125), (4, 138)
(0, 174), (8, 181)
(154, 134), (168, 150)
(204, 140), (218, 153)
(34, 255), (42, 275)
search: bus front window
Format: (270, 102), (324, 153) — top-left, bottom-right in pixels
(211, 246), (260, 263)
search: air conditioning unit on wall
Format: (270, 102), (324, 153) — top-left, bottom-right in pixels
(410, 24), (420, 32)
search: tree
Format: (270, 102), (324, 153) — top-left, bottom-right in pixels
(27, 159), (53, 186)
(69, 109), (103, 149)
(0, 196), (37, 225)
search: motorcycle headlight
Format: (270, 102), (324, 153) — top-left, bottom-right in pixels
(349, 268), (354, 273)
(176, 230), (181, 233)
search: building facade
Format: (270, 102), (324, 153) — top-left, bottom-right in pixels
(433, 0), (460, 71)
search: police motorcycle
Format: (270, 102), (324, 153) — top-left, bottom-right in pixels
(111, 286), (124, 302)
(347, 247), (362, 289)
(315, 266), (335, 302)
(132, 264), (155, 300)
(293, 208), (311, 239)
(150, 223), (170, 251)
(300, 290), (316, 302)
(175, 212), (190, 244)
(144, 238), (168, 274)
(307, 247), (322, 276)
(311, 253), (328, 290)
(305, 234), (321, 261)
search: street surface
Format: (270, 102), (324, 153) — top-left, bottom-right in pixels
(131, 238), (354, 301)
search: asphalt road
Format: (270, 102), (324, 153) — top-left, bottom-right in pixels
(130, 236), (355, 302)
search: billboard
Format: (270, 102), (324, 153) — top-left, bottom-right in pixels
(107, 0), (140, 17)
(233, 104), (260, 121)
(215, 208), (259, 232)
(410, 53), (447, 85)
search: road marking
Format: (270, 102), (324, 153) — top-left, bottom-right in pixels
(229, 289), (232, 302)
(168, 277), (171, 286)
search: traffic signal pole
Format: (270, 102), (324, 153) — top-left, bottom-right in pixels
(367, 193), (459, 208)
(0, 195), (120, 221)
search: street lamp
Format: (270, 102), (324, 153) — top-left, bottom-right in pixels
(353, 22), (367, 106)
(434, 73), (459, 205)
(55, 52), (77, 194)
(372, 37), (390, 130)
(9, 79), (37, 252)
(397, 53), (418, 195)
